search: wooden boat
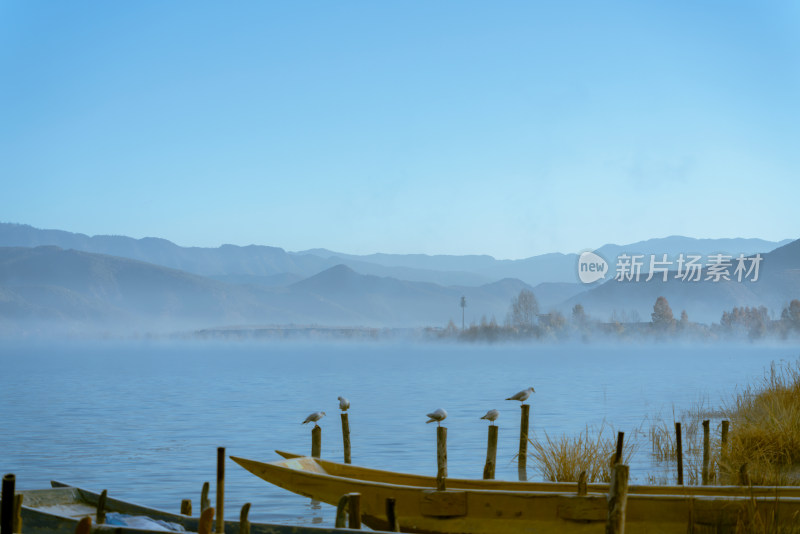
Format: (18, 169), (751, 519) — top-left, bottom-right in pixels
(7, 481), (379, 534)
(231, 454), (800, 534)
(274, 450), (800, 498)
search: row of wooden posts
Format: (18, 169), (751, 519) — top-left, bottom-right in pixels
(318, 407), (736, 487)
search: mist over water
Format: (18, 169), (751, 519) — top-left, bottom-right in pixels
(1, 339), (798, 526)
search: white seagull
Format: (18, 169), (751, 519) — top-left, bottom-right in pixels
(480, 409), (500, 425)
(338, 396), (350, 412)
(506, 387), (535, 404)
(426, 408), (448, 426)
(302, 411), (326, 426)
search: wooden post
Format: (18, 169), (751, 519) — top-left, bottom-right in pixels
(97, 489), (107, 524)
(702, 420), (710, 485)
(739, 463), (750, 486)
(720, 419), (730, 479)
(348, 493), (361, 529)
(483, 425), (498, 480)
(335, 495), (349, 528)
(201, 482), (210, 512)
(518, 404), (530, 479)
(436, 426), (447, 491)
(675, 422), (683, 485)
(198, 507), (214, 534)
(341, 413), (351, 464)
(181, 499), (192, 516)
(577, 471), (588, 496)
(239, 502), (251, 534)
(216, 447), (225, 534)
(605, 464), (629, 534)
(385, 498), (400, 532)
(312, 425), (322, 458)
(75, 516), (92, 534)
(614, 431), (624, 465)
(2, 474), (15, 534)
(12, 494), (22, 534)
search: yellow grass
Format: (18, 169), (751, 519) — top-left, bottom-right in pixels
(720, 361), (800, 486)
(527, 423), (636, 483)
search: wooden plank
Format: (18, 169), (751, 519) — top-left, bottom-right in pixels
(420, 490), (467, 517)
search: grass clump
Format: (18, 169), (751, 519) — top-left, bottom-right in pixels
(721, 361), (800, 485)
(528, 423), (635, 483)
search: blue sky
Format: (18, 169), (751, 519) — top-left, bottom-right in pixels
(1, 2), (798, 259)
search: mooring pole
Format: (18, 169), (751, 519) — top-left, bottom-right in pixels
(720, 420), (730, 479)
(614, 431), (625, 465)
(483, 425), (499, 480)
(181, 499), (192, 516)
(341, 413), (352, 464)
(605, 464), (629, 534)
(436, 426), (447, 491)
(702, 420), (710, 485)
(216, 447), (225, 534)
(385, 498), (400, 532)
(675, 422), (683, 485)
(201, 482), (210, 512)
(518, 404), (530, 481)
(312, 425), (322, 458)
(1, 474), (15, 534)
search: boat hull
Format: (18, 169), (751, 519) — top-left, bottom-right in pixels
(233, 455), (800, 534)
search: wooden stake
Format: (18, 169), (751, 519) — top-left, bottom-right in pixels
(341, 413), (351, 464)
(518, 404), (530, 479)
(720, 419), (730, 479)
(75, 516), (91, 534)
(385, 498), (400, 532)
(482, 425), (498, 480)
(605, 464), (629, 534)
(614, 431), (624, 465)
(577, 471), (588, 496)
(675, 422), (683, 485)
(702, 420), (710, 485)
(201, 481), (211, 513)
(436, 426), (447, 491)
(335, 495), (349, 528)
(312, 425), (322, 458)
(348, 493), (361, 529)
(739, 463), (750, 486)
(216, 447), (225, 534)
(12, 494), (22, 534)
(97, 489), (107, 524)
(181, 499), (192, 516)
(198, 507), (214, 534)
(239, 502), (251, 534)
(2, 474), (15, 534)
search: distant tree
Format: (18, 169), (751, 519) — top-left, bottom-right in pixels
(572, 304), (586, 325)
(651, 296), (676, 331)
(679, 310), (689, 330)
(781, 300), (800, 334)
(507, 289), (539, 331)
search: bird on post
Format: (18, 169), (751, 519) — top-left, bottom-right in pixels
(426, 408), (448, 426)
(506, 387), (535, 404)
(480, 409), (499, 425)
(338, 396), (350, 412)
(302, 411), (326, 426)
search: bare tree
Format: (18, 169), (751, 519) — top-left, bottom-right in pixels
(507, 289), (539, 331)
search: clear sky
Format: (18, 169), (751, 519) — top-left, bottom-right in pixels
(1, 1), (798, 259)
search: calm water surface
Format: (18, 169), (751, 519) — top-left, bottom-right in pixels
(1, 340), (797, 527)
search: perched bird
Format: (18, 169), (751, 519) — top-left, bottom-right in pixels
(302, 411), (326, 425)
(480, 409), (500, 425)
(338, 396), (350, 412)
(426, 408), (448, 426)
(506, 387), (536, 404)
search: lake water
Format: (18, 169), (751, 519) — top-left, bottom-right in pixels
(1, 339), (798, 528)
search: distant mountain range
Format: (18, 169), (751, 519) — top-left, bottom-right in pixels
(0, 222), (795, 333)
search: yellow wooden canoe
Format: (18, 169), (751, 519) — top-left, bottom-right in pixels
(273, 450), (800, 498)
(231, 454), (800, 534)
